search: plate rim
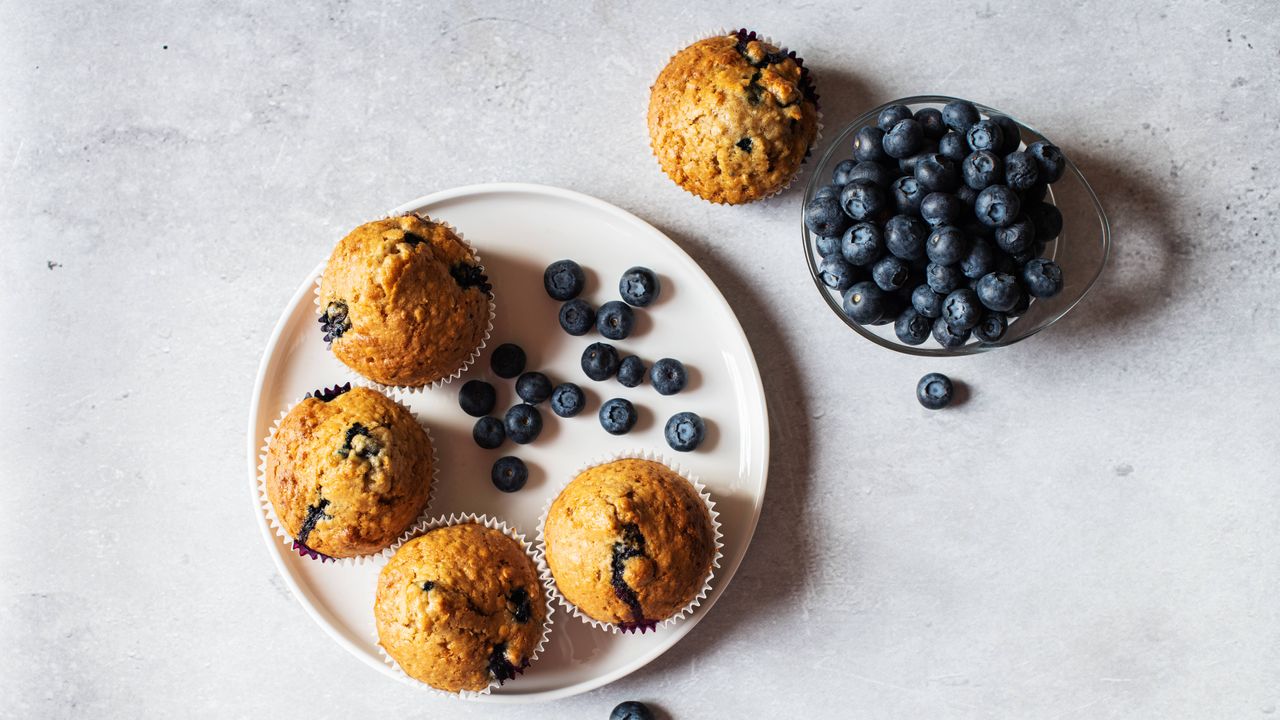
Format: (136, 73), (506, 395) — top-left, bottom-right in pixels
(247, 182), (771, 703)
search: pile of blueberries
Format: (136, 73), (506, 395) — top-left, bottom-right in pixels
(805, 99), (1068, 348)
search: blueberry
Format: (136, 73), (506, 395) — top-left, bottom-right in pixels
(942, 100), (981, 133)
(964, 219), (995, 239)
(920, 192), (962, 228)
(989, 114), (1022, 154)
(925, 225), (970, 265)
(841, 222), (883, 266)
(956, 184), (978, 208)
(815, 233), (843, 257)
(1022, 258), (1064, 298)
(942, 288), (982, 330)
(916, 372), (954, 409)
(894, 307), (932, 345)
(932, 317), (971, 348)
(993, 249), (1020, 276)
(872, 255), (910, 292)
(974, 185), (1021, 228)
(619, 266), (661, 307)
(599, 398), (638, 435)
(926, 262), (964, 294)
(819, 256), (859, 291)
(911, 284), (945, 318)
(938, 130), (968, 162)
(596, 300), (635, 340)
(543, 259), (585, 301)
(898, 148), (937, 176)
(649, 358), (687, 395)
(559, 299), (596, 336)
(1027, 140), (1066, 184)
(966, 119), (1003, 153)
(458, 379), (496, 417)
(581, 342), (620, 381)
(973, 311), (1008, 342)
(915, 154), (960, 192)
(852, 125), (889, 163)
(846, 160), (896, 188)
(960, 237), (996, 279)
(877, 104), (913, 132)
(1022, 181), (1049, 205)
(804, 194), (850, 237)
(1027, 201), (1063, 241)
(839, 180), (886, 221)
(504, 404), (543, 444)
(549, 382), (586, 417)
(610, 701), (656, 720)
(1003, 150), (1040, 192)
(472, 416), (505, 449)
(617, 355), (646, 388)
(882, 119), (924, 159)
(891, 176), (925, 214)
(993, 215), (1037, 255)
(914, 107), (946, 139)
(832, 158), (859, 186)
(884, 215), (929, 261)
(490, 343), (526, 378)
(515, 371), (552, 404)
(1007, 290), (1032, 317)
(842, 281), (886, 324)
(975, 272), (1023, 311)
(664, 411), (706, 452)
(962, 150), (1003, 190)
(491, 456), (528, 493)
(814, 183), (842, 201)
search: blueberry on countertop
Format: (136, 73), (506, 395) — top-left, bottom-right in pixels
(962, 149), (1003, 190)
(1027, 140), (1066, 184)
(504, 404), (543, 444)
(559, 299), (596, 336)
(993, 215), (1036, 255)
(472, 416), (505, 449)
(942, 288), (982, 330)
(804, 193), (851, 237)
(989, 114), (1022, 154)
(491, 456), (528, 493)
(891, 176), (925, 214)
(458, 379), (496, 417)
(920, 192), (962, 228)
(872, 255), (911, 292)
(894, 307), (932, 345)
(515, 372), (552, 404)
(1022, 258), (1064, 298)
(610, 701), (656, 720)
(917, 372), (954, 409)
(649, 358), (688, 395)
(664, 411), (706, 452)
(877, 104), (914, 131)
(914, 107), (946, 139)
(617, 355), (646, 388)
(926, 262), (964, 294)
(883, 118), (924, 159)
(974, 185), (1021, 228)
(884, 214), (929, 261)
(1003, 150), (1040, 191)
(599, 398), (638, 435)
(543, 259), (585, 301)
(911, 284), (945, 318)
(938, 130), (968, 162)
(915, 154), (960, 193)
(973, 311), (1008, 342)
(549, 382), (586, 417)
(925, 225), (970, 266)
(839, 180), (886, 221)
(842, 281), (886, 324)
(818, 256), (859, 291)
(932, 317), (971, 348)
(490, 343), (526, 379)
(619, 266), (661, 307)
(581, 342), (620, 381)
(853, 125), (889, 163)
(942, 99), (981, 133)
(966, 119), (1004, 153)
(975, 272), (1022, 311)
(841, 222), (884, 266)
(596, 300), (635, 340)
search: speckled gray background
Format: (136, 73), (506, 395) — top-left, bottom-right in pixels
(3, 0), (1278, 717)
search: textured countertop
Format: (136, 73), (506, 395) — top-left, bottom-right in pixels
(4, 1), (1278, 718)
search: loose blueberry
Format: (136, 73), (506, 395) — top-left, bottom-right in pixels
(914, 107), (946, 139)
(1022, 258), (1064, 298)
(619, 266), (661, 307)
(617, 355), (646, 388)
(915, 154), (960, 192)
(974, 185), (1021, 228)
(559, 299), (596, 336)
(852, 126), (889, 163)
(911, 284), (945, 318)
(916, 372), (954, 409)
(877, 104), (914, 132)
(891, 176), (925, 214)
(832, 158), (859, 186)
(491, 456), (528, 493)
(490, 343), (526, 379)
(973, 311), (1008, 342)
(872, 255), (910, 292)
(458, 379), (496, 417)
(925, 225), (970, 265)
(1027, 201), (1063, 241)
(966, 119), (1003, 152)
(610, 701), (656, 720)
(596, 300), (635, 340)
(920, 192), (962, 228)
(1003, 150), (1040, 191)
(842, 281), (886, 324)
(839, 180), (886, 221)
(926, 262), (964, 294)
(804, 194), (851, 237)
(975, 272), (1023, 311)
(938, 130), (968, 162)
(884, 214), (929, 261)
(472, 416), (505, 449)
(542, 260), (585, 301)
(894, 307), (932, 345)
(962, 149), (1003, 190)
(960, 237), (997, 279)
(649, 358), (688, 395)
(942, 288), (982, 330)
(815, 233), (843, 257)
(989, 114), (1022, 154)
(994, 215), (1037, 255)
(882, 118), (924, 159)
(1027, 140), (1066, 183)
(515, 372), (552, 404)
(549, 383), (586, 417)
(504, 404), (543, 445)
(841, 222), (883, 266)
(942, 99), (981, 133)
(846, 160), (896, 188)
(581, 342), (620, 381)
(819, 255), (859, 291)
(664, 411), (706, 452)
(599, 398), (638, 435)
(932, 317), (971, 348)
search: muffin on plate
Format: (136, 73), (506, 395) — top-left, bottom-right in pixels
(648, 29), (820, 204)
(375, 523), (548, 693)
(542, 458), (716, 630)
(264, 385), (433, 558)
(318, 214), (492, 388)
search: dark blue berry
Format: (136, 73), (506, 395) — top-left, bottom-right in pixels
(938, 130), (968, 162)
(989, 114), (1022, 154)
(975, 272), (1023, 311)
(1003, 150), (1040, 191)
(596, 300), (635, 340)
(832, 158), (859, 186)
(617, 355), (646, 388)
(894, 307), (932, 345)
(916, 372), (954, 409)
(960, 237), (996, 279)
(975, 185), (1021, 228)
(962, 150), (1003, 190)
(911, 284), (945, 318)
(926, 262), (964, 294)
(649, 358), (687, 395)
(920, 192), (962, 228)
(872, 255), (910, 292)
(847, 160), (896, 188)
(914, 107), (946, 139)
(515, 372), (552, 404)
(819, 256), (858, 291)
(1027, 140), (1066, 184)
(973, 311), (1008, 342)
(956, 184), (978, 208)
(491, 456), (528, 492)
(932, 317), (971, 348)
(549, 383), (585, 417)
(472, 416), (505, 449)
(1022, 258), (1064, 298)
(664, 411), (706, 452)
(458, 379), (496, 417)
(891, 176), (925, 214)
(942, 100), (980, 133)
(839, 180), (886, 221)
(942, 288), (982, 330)
(1027, 201), (1063, 241)
(994, 215), (1037, 255)
(504, 404), (542, 444)
(559, 299), (596, 336)
(877, 104), (913, 132)
(610, 701), (656, 720)
(926, 225), (970, 265)
(815, 234), (842, 257)
(966, 119), (1003, 152)
(814, 183), (841, 201)
(852, 126), (889, 162)
(804, 194), (850, 237)
(599, 398), (638, 435)
(915, 154), (960, 192)
(884, 215), (929, 261)
(1022, 181), (1049, 205)
(841, 223), (883, 266)
(542, 260), (585, 301)
(882, 118), (924, 159)
(842, 281), (886, 324)
(899, 147), (938, 176)
(581, 342), (620, 381)
(619, 266), (661, 307)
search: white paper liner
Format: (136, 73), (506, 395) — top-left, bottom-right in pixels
(647, 28), (825, 206)
(373, 513), (555, 698)
(313, 213), (496, 395)
(256, 384), (439, 566)
(535, 449), (724, 634)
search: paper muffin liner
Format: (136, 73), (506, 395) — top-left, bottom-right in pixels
(647, 27), (825, 206)
(373, 513), (555, 698)
(535, 448), (724, 634)
(313, 213), (496, 395)
(256, 383), (439, 565)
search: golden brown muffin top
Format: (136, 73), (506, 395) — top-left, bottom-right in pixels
(375, 524), (547, 693)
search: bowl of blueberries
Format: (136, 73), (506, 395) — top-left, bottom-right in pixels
(802, 95), (1109, 355)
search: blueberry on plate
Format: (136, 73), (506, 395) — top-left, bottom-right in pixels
(846, 160), (896, 188)
(841, 222), (884, 266)
(842, 281), (886, 324)
(472, 416), (505, 449)
(611, 701), (656, 720)
(549, 382), (586, 417)
(915, 154), (960, 192)
(832, 158), (859, 186)
(515, 371), (552, 404)
(872, 255), (910, 292)
(882, 118), (924, 159)
(458, 379), (496, 417)
(975, 272), (1023, 311)
(559, 299), (596, 336)
(619, 266), (661, 307)
(852, 125), (889, 163)
(989, 114), (1022, 154)
(1003, 150), (1040, 192)
(932, 317), (971, 348)
(993, 215), (1036, 255)
(925, 225), (970, 265)
(1027, 201), (1063, 241)
(617, 355), (646, 388)
(877, 104), (914, 132)
(894, 307), (932, 345)
(914, 107), (946, 139)
(819, 256), (859, 291)
(942, 288), (982, 329)
(973, 311), (1008, 342)
(491, 456), (528, 493)
(649, 357), (688, 395)
(966, 119), (1004, 153)
(839, 179), (886, 221)
(596, 300), (635, 340)
(504, 404), (543, 444)
(804, 193), (851, 237)
(938, 130), (968, 162)
(581, 342), (620, 381)
(891, 176), (926, 214)
(926, 262), (964, 294)
(911, 284), (945, 318)
(884, 214), (929, 261)
(955, 184), (978, 208)
(962, 149), (1003, 190)
(1022, 258), (1064, 298)
(960, 237), (997, 279)
(543, 260), (585, 301)
(1026, 140), (1066, 184)
(974, 185), (1021, 228)
(598, 398), (638, 435)
(920, 192), (962, 228)
(942, 99), (981, 133)
(815, 233), (843, 257)
(664, 411), (706, 452)
(490, 343), (526, 378)
(916, 372), (954, 409)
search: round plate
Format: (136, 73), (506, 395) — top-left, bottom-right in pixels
(247, 183), (770, 702)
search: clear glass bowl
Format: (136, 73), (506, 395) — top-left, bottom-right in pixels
(801, 94), (1110, 356)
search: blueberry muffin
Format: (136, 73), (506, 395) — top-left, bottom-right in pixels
(375, 523), (547, 692)
(319, 215), (491, 387)
(648, 29), (819, 204)
(542, 458), (715, 630)
(264, 386), (433, 558)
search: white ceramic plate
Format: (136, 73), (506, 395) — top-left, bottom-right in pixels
(246, 183), (770, 702)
